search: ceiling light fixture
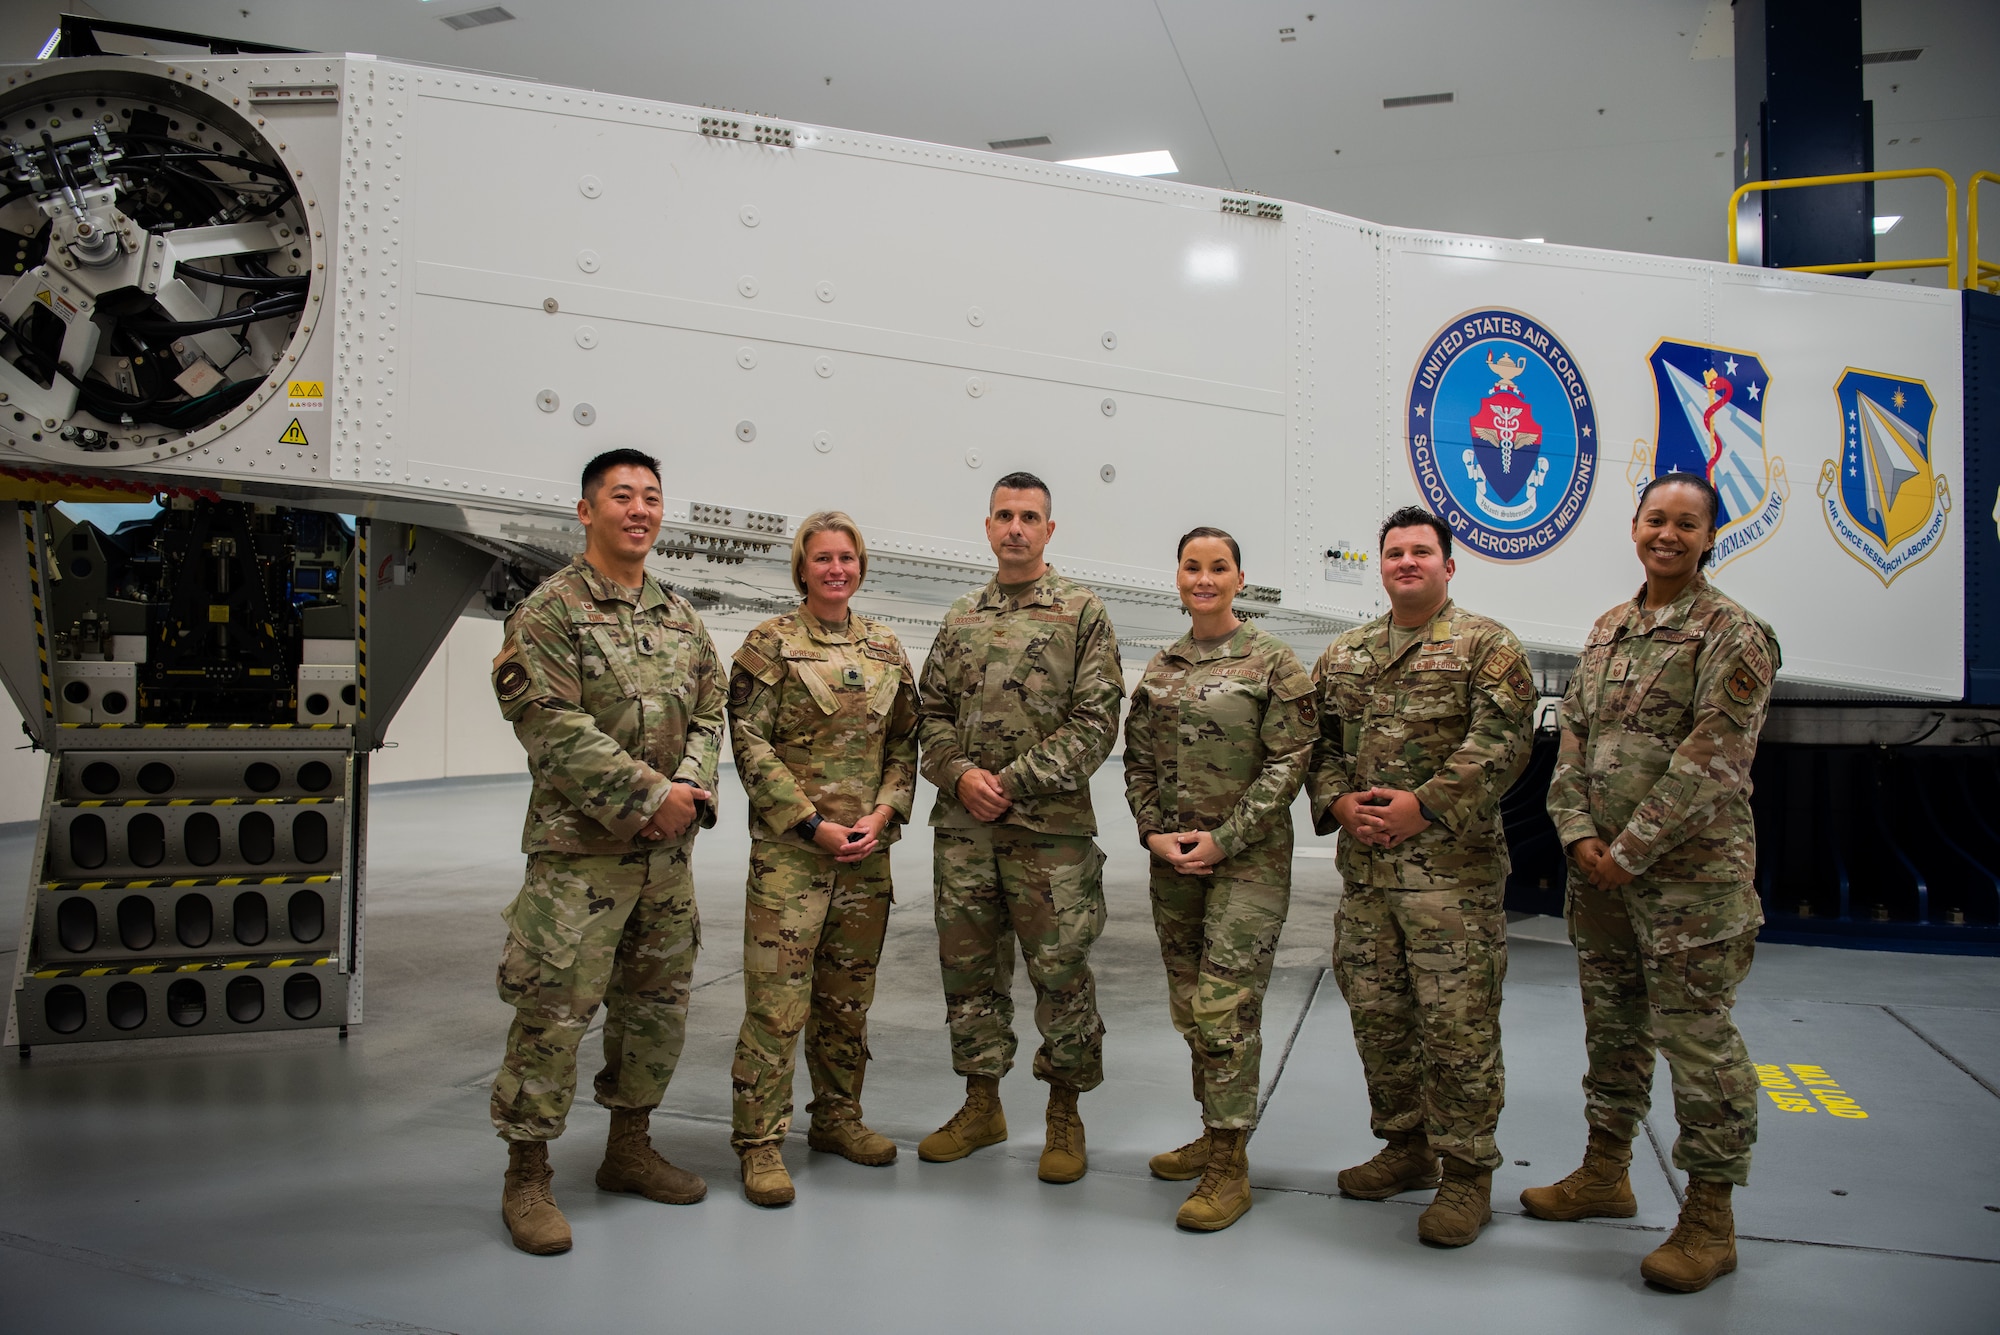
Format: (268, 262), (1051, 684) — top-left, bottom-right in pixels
(989, 136), (1052, 151)
(1873, 215), (1902, 235)
(1862, 48), (1924, 64)
(441, 6), (515, 30)
(1521, 237), (1546, 244)
(1058, 150), (1179, 177)
(1383, 92), (1454, 110)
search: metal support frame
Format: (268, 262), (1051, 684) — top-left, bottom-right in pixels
(1729, 169), (1959, 283)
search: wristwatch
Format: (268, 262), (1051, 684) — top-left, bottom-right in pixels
(794, 813), (824, 841)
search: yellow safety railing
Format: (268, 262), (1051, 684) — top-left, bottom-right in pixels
(1970, 172), (2000, 293)
(1727, 168), (1958, 285)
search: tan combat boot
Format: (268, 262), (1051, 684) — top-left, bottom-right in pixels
(1148, 1130), (1212, 1182)
(1520, 1128), (1637, 1221)
(1038, 1084), (1088, 1184)
(738, 1142), (796, 1207)
(807, 1117), (898, 1166)
(918, 1075), (1007, 1162)
(501, 1141), (572, 1255)
(1641, 1179), (1738, 1292)
(1336, 1130), (1441, 1200)
(595, 1108), (707, 1204)
(1175, 1129), (1252, 1232)
(1417, 1158), (1494, 1247)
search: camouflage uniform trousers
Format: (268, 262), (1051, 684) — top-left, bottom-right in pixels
(730, 840), (893, 1147)
(1332, 882), (1507, 1170)
(934, 826), (1108, 1091)
(1569, 877), (1759, 1185)
(490, 845), (698, 1142)
(1149, 869), (1288, 1130)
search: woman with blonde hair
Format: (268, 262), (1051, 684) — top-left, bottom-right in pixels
(724, 511), (919, 1205)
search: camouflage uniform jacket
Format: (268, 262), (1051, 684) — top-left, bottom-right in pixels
(1547, 574), (1780, 953)
(917, 566), (1125, 837)
(1123, 621), (1317, 886)
(728, 606), (920, 849)
(1307, 598), (1536, 890)
(491, 556), (725, 854)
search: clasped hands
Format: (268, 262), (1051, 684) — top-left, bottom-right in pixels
(1330, 787), (1431, 849)
(807, 805), (894, 863)
(1567, 836), (1635, 890)
(637, 780), (711, 843)
(1146, 830), (1224, 876)
(955, 767), (1014, 823)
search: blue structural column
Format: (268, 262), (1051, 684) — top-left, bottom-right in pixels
(1733, 0), (1875, 271)
(1967, 290), (2000, 704)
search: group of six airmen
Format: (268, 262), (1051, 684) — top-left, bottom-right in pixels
(485, 448), (1779, 1297)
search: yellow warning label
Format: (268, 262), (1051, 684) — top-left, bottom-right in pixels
(33, 288), (75, 323)
(208, 604), (231, 623)
(287, 381), (325, 399)
(278, 419), (311, 447)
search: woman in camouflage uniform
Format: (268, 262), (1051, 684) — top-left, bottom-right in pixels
(1527, 472), (1780, 1294)
(1123, 527), (1317, 1231)
(725, 511), (919, 1206)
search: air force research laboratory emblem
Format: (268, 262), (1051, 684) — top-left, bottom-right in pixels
(1818, 369), (1949, 587)
(1633, 340), (1787, 570)
(1406, 308), (1599, 561)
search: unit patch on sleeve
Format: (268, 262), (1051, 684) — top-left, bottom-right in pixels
(729, 668), (756, 707)
(1725, 662), (1759, 707)
(494, 660), (531, 703)
(1504, 662), (1536, 702)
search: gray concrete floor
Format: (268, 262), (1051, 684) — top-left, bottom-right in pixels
(2, 769), (1997, 1334)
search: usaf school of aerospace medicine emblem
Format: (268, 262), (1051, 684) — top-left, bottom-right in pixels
(1406, 308), (1598, 561)
(1632, 340), (1786, 571)
(1818, 368), (1950, 587)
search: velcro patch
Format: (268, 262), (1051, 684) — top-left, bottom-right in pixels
(1725, 663), (1759, 707)
(1504, 663), (1536, 702)
(1741, 637), (1774, 685)
(494, 661), (531, 703)
(1295, 694), (1318, 728)
(728, 668), (756, 708)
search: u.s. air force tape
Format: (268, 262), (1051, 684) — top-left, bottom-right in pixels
(495, 661), (531, 702)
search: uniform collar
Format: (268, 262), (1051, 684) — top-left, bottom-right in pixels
(574, 555), (670, 612)
(1368, 597), (1457, 666)
(796, 604), (863, 644)
(1624, 572), (1708, 635)
(1167, 619), (1259, 665)
(976, 565), (1061, 611)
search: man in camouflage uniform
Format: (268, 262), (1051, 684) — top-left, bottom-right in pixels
(1526, 472), (1780, 1293)
(486, 448), (726, 1255)
(1308, 505), (1535, 1247)
(727, 510), (920, 1205)
(915, 471), (1125, 1184)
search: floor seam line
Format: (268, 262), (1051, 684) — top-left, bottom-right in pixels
(1881, 1004), (2000, 1102)
(0, 1228), (460, 1335)
(1640, 1115), (1682, 1206)
(1256, 965), (1326, 1123)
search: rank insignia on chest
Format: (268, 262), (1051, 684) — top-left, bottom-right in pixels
(1607, 658), (1630, 682)
(638, 633), (657, 655)
(840, 665), (864, 687)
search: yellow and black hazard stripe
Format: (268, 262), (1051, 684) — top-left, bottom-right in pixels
(56, 721), (341, 730)
(32, 955), (335, 979)
(60, 796), (338, 808)
(22, 507), (50, 721)
(356, 519), (369, 722)
(42, 873), (339, 892)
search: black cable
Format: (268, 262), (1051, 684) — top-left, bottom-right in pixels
(175, 263), (308, 291)
(122, 293), (304, 336)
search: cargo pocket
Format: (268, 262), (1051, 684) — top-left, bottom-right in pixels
(1048, 842), (1108, 961)
(1332, 909), (1380, 1006)
(1679, 932), (1754, 1003)
(500, 882), (590, 973)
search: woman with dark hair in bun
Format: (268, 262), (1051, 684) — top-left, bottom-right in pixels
(1123, 526), (1316, 1231)
(1525, 471), (1781, 1294)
